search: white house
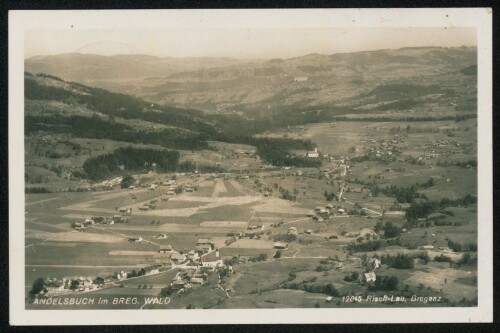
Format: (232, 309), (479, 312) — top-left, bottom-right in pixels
(201, 250), (223, 268)
(364, 272), (377, 283)
(307, 148), (319, 158)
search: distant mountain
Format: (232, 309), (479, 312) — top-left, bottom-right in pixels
(25, 53), (257, 82)
(25, 47), (477, 114)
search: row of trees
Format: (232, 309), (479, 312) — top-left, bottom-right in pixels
(380, 254), (415, 269)
(346, 239), (401, 254)
(365, 179), (434, 203)
(280, 282), (341, 297)
(374, 221), (402, 239)
(83, 147), (180, 180)
(405, 195), (477, 222)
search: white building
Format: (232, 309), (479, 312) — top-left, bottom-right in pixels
(307, 148), (319, 158)
(201, 250), (223, 268)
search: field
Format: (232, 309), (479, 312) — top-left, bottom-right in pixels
(25, 112), (478, 309)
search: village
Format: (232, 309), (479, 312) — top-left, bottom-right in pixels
(24, 81), (478, 309)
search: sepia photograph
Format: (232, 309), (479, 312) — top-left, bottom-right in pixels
(9, 8), (492, 324)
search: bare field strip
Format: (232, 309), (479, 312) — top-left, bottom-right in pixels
(37, 242), (80, 247)
(50, 231), (124, 243)
(228, 180), (259, 195)
(108, 251), (158, 256)
(62, 214), (93, 220)
(26, 221), (69, 233)
(253, 199), (312, 215)
(200, 221), (248, 228)
(137, 196), (262, 217)
(227, 239), (275, 249)
(25, 197), (61, 206)
(211, 179), (228, 197)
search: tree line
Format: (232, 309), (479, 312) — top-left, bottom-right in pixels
(83, 147), (180, 180)
(405, 195), (477, 222)
(26, 114), (209, 151)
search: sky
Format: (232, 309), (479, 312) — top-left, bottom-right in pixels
(25, 27), (476, 60)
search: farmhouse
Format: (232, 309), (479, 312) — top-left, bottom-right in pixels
(159, 245), (173, 253)
(274, 242), (288, 249)
(170, 280), (190, 291)
(288, 227), (298, 235)
(318, 208), (329, 216)
(118, 208), (132, 215)
(364, 272), (377, 283)
(44, 278), (66, 293)
(307, 148), (319, 158)
(196, 244), (213, 254)
(190, 277), (205, 285)
(84, 219), (95, 226)
(201, 250), (223, 268)
(112, 215), (127, 223)
(154, 233), (168, 239)
(171, 253), (187, 264)
(197, 239), (215, 250)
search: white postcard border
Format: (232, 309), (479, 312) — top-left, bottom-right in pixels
(9, 8), (493, 325)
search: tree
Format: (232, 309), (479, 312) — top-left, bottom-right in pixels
(383, 222), (401, 238)
(324, 283), (340, 297)
(257, 253), (268, 261)
(459, 252), (472, 265)
(70, 279), (80, 291)
(120, 174), (135, 189)
(30, 278), (45, 295)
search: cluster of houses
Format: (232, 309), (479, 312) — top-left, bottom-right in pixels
(72, 213), (131, 231)
(38, 265), (164, 296)
(422, 139), (470, 160)
(168, 271), (209, 293)
(154, 239), (225, 270)
(363, 258), (381, 283)
(362, 142), (401, 163)
(305, 204), (348, 222)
